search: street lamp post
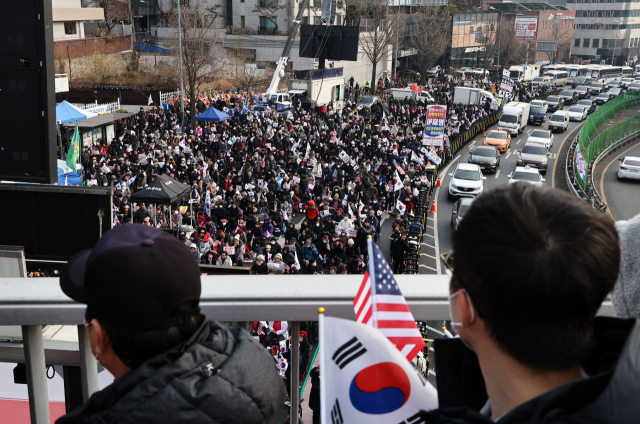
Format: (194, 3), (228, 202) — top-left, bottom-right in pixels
(613, 20), (620, 65)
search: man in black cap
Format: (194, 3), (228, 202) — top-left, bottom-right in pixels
(58, 225), (284, 423)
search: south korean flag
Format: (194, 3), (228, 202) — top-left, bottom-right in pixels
(319, 316), (438, 424)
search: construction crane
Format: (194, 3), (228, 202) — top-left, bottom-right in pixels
(261, 0), (310, 111)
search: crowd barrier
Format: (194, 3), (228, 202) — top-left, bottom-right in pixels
(403, 110), (503, 274)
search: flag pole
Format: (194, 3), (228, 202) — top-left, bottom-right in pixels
(318, 307), (326, 424)
(367, 236), (378, 329)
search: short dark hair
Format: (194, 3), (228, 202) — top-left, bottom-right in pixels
(452, 183), (619, 371)
(87, 301), (204, 369)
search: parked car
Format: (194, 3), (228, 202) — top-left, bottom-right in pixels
(546, 96), (564, 112)
(575, 86), (590, 99)
(571, 75), (592, 89)
(532, 76), (552, 86)
(468, 145), (501, 172)
(451, 198), (475, 231)
(425, 65), (441, 77)
(607, 81), (622, 90)
(548, 111), (570, 132)
(577, 99), (596, 114)
(357, 96), (384, 109)
(559, 89), (578, 105)
(595, 93), (613, 105)
(530, 99), (548, 112)
(527, 129), (554, 149)
(517, 142), (550, 174)
(508, 165), (545, 185)
(590, 82), (605, 95)
(628, 82), (640, 91)
(620, 77), (634, 89)
(447, 163), (486, 200)
(617, 156), (640, 180)
(567, 106), (588, 121)
(609, 88), (622, 98)
(396, 67), (420, 78)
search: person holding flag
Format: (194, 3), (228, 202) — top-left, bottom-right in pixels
(67, 123), (80, 173)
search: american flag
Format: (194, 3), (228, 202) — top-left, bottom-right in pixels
(393, 159), (405, 175)
(353, 239), (425, 361)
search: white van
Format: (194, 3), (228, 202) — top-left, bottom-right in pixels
(384, 88), (434, 103)
(544, 70), (568, 86)
(532, 76), (552, 86)
(548, 111), (570, 132)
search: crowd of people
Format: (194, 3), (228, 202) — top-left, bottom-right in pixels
(57, 70), (558, 276)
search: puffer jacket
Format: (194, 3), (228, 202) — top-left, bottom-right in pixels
(57, 320), (284, 424)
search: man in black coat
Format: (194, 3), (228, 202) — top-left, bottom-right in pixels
(58, 225), (283, 424)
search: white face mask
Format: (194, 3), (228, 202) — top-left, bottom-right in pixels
(448, 289), (475, 329)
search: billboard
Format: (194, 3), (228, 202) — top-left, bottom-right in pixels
(515, 17), (538, 38)
(422, 105), (447, 147)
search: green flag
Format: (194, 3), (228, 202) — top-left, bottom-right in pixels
(67, 123), (80, 172)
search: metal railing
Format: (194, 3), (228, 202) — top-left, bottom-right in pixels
(566, 90), (640, 211)
(72, 99), (121, 114)
(0, 272), (615, 423)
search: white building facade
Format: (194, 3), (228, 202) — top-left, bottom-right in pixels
(52, 0), (104, 41)
(567, 0), (640, 64)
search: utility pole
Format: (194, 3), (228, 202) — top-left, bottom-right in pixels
(177, 0), (185, 130)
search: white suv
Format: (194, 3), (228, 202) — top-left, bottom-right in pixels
(508, 165), (545, 186)
(448, 163), (486, 200)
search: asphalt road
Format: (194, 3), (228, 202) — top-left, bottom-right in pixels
(433, 104), (588, 256)
(596, 140), (640, 221)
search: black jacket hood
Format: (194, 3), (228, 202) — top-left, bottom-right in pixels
(57, 319), (284, 424)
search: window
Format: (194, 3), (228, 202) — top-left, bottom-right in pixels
(259, 16), (276, 33)
(583, 39), (590, 47)
(301, 16), (308, 25)
(336, 14), (342, 25)
(575, 38), (581, 47)
(593, 39), (600, 48)
(64, 22), (77, 35)
(240, 16), (245, 28)
(259, 0), (278, 6)
(314, 16), (320, 25)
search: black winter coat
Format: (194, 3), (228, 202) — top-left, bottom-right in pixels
(56, 320), (284, 424)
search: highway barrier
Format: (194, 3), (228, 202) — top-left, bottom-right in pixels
(566, 90), (640, 211)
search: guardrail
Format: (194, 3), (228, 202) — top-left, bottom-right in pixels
(566, 90), (640, 211)
(404, 110), (502, 274)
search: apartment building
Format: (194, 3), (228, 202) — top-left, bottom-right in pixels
(52, 0), (104, 41)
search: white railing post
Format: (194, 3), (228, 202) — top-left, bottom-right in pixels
(22, 325), (51, 424)
(77, 325), (99, 401)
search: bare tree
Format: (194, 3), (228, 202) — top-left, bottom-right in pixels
(544, 14), (574, 64)
(253, 0), (286, 34)
(348, 0), (404, 86)
(84, 0), (130, 36)
(165, 0), (225, 127)
(410, 7), (451, 84)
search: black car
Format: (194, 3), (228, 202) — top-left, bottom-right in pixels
(575, 86), (590, 99)
(451, 198), (475, 231)
(590, 82), (605, 95)
(577, 99), (596, 114)
(595, 93), (613, 105)
(559, 90), (578, 105)
(546, 96), (564, 112)
(468, 145), (501, 172)
(607, 81), (622, 90)
(571, 76), (592, 89)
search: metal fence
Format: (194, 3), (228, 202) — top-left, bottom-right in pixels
(576, 90), (640, 190)
(72, 99), (121, 113)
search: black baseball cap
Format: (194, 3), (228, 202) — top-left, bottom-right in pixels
(61, 225), (201, 331)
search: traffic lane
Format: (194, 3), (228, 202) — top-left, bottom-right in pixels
(436, 110), (584, 254)
(599, 141), (640, 221)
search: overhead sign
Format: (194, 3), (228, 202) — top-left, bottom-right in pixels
(515, 17), (538, 38)
(399, 49), (418, 57)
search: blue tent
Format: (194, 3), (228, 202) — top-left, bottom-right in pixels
(194, 107), (230, 122)
(57, 168), (83, 186)
(56, 101), (88, 124)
